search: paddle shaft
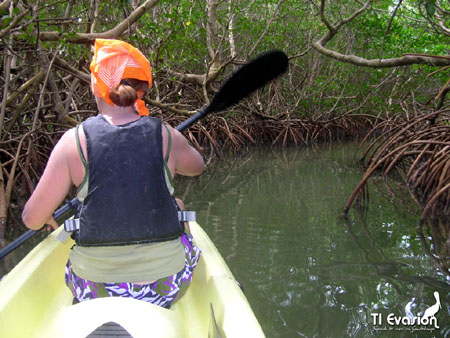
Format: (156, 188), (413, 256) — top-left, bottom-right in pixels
(0, 199), (79, 259)
(0, 50), (288, 259)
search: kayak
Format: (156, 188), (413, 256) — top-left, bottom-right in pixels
(0, 222), (265, 338)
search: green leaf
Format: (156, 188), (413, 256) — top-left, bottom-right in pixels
(2, 17), (12, 27)
(426, 1), (436, 17)
(64, 32), (78, 41)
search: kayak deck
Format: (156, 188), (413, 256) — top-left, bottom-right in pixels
(0, 222), (265, 337)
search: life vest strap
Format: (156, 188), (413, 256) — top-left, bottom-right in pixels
(59, 211), (196, 241)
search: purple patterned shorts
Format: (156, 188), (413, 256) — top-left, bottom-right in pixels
(64, 232), (201, 308)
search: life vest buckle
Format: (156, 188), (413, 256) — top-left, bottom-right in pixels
(64, 218), (80, 232)
(178, 210), (196, 222)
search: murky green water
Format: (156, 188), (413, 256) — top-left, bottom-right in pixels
(1, 141), (448, 337)
(177, 141), (450, 338)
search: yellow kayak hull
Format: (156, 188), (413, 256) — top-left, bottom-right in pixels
(0, 222), (265, 337)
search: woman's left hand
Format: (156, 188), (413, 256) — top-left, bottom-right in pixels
(45, 217), (59, 231)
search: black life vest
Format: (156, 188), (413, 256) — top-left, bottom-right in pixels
(75, 115), (183, 247)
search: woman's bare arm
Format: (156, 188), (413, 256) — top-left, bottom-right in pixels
(162, 124), (205, 177)
(22, 131), (74, 230)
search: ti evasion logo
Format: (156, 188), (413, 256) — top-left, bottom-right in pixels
(371, 291), (442, 333)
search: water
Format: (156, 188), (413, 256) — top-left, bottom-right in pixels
(1, 141), (448, 337)
(177, 141), (450, 337)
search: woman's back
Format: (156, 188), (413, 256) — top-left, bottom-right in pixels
(22, 39), (204, 307)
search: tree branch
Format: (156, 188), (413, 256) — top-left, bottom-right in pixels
(248, 0), (285, 57)
(206, 0), (220, 63)
(5, 69), (45, 108)
(145, 98), (191, 115)
(0, 3), (30, 39)
(38, 0), (159, 44)
(52, 55), (91, 84)
(313, 0), (450, 68)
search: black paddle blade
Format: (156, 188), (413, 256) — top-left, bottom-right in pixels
(207, 50), (289, 113)
(175, 50), (288, 132)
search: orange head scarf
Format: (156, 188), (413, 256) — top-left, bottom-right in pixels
(90, 39), (152, 116)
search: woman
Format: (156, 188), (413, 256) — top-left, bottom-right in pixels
(22, 39), (205, 308)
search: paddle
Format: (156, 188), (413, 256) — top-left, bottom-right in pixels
(0, 50), (289, 260)
(176, 50), (288, 131)
(0, 199), (80, 259)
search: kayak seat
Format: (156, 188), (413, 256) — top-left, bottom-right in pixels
(49, 297), (184, 338)
(86, 321), (132, 338)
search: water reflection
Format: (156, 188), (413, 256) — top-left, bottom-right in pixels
(2, 142), (448, 337)
(177, 142), (450, 337)
(417, 213), (450, 277)
(342, 211), (449, 291)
